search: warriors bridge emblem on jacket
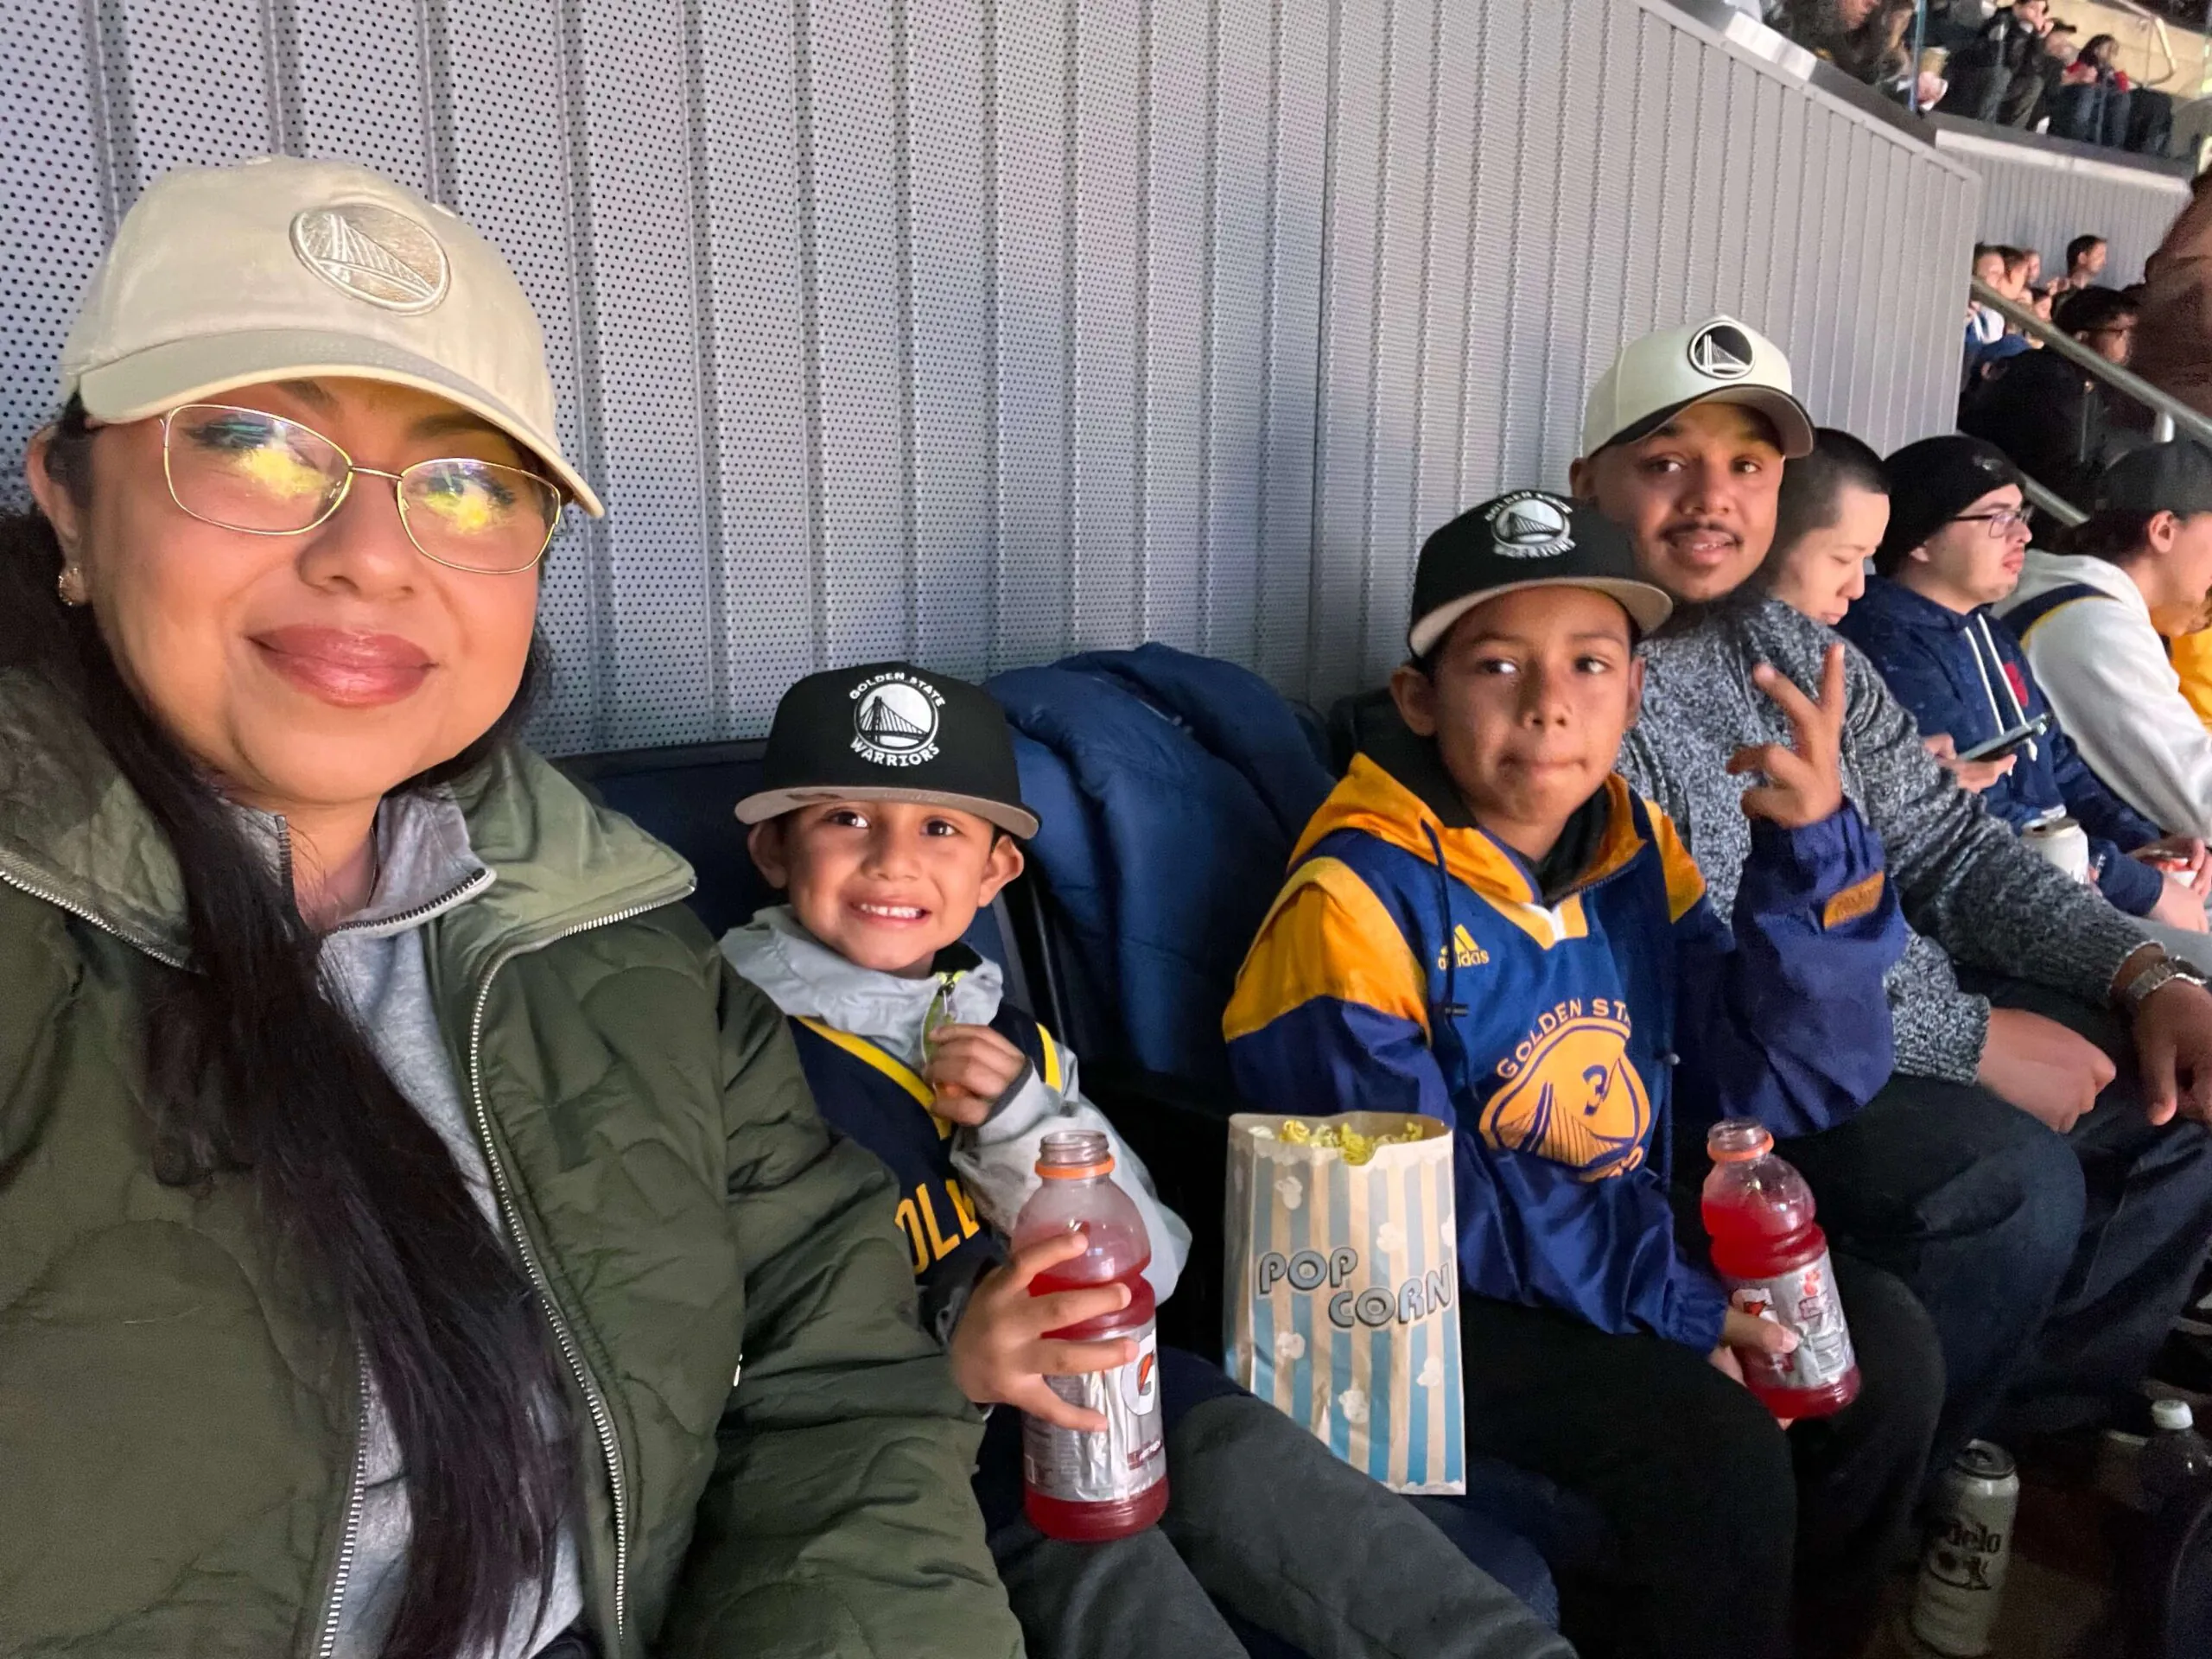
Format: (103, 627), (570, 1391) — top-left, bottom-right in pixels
(1481, 998), (1652, 1180)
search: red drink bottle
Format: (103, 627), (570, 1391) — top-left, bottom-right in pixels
(1014, 1128), (1167, 1541)
(1700, 1118), (1861, 1418)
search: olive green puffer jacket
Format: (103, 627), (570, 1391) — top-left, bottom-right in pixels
(0, 670), (1022, 1659)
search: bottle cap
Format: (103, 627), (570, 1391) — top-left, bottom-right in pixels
(1706, 1118), (1775, 1164)
(2154, 1398), (2196, 1432)
(1036, 1128), (1115, 1180)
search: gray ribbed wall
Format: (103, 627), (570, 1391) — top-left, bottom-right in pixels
(1, 0), (1980, 747)
(1935, 124), (2190, 288)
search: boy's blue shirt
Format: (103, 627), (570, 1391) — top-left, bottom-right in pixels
(1224, 737), (1906, 1352)
(1836, 573), (2163, 913)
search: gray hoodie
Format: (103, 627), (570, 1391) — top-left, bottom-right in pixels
(721, 906), (1192, 1307)
(1619, 593), (2152, 1084)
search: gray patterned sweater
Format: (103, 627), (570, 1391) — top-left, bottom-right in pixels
(1618, 593), (2151, 1084)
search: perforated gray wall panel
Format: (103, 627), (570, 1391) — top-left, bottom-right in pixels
(1935, 127), (2190, 288)
(3, 0), (1976, 747)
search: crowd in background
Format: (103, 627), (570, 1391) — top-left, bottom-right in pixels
(1756, 0), (2181, 156)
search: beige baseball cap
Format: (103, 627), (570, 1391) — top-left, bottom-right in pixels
(59, 156), (602, 517)
(1580, 315), (1814, 461)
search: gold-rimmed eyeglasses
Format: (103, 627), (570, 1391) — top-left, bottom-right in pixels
(159, 403), (565, 575)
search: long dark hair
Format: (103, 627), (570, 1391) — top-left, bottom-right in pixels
(1, 400), (570, 1658)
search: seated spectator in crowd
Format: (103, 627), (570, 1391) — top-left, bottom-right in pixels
(2005, 443), (2212, 843)
(1764, 433), (2024, 798)
(1572, 315), (2212, 1472)
(1225, 493), (1936, 1659)
(723, 667), (1572, 1659)
(1761, 427), (1888, 629)
(1838, 436), (2209, 944)
(1961, 286), (2143, 501)
(2058, 232), (2109, 295)
(1770, 0), (1923, 94)
(2050, 34), (2128, 145)
(1967, 244), (2015, 379)
(1948, 0), (2055, 124)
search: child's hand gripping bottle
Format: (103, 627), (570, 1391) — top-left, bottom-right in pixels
(1701, 1118), (1861, 1419)
(1013, 1128), (1168, 1540)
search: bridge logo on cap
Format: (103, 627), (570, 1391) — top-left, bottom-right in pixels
(290, 202), (451, 313)
(1486, 491), (1574, 559)
(849, 671), (944, 767)
(1687, 321), (1755, 382)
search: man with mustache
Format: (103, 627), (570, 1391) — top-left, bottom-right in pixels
(1573, 315), (2212, 1471)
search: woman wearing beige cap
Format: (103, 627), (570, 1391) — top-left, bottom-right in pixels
(0, 158), (1018, 1659)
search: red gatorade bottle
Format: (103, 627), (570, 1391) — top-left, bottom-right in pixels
(1014, 1128), (1168, 1541)
(1701, 1118), (1861, 1419)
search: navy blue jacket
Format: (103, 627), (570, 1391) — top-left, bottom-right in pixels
(1839, 575), (2164, 915)
(988, 645), (1335, 1082)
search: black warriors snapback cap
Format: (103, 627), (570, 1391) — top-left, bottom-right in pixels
(735, 662), (1039, 838)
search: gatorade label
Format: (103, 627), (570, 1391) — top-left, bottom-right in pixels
(1022, 1320), (1166, 1503)
(1728, 1249), (1855, 1389)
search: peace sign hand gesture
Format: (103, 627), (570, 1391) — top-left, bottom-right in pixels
(1725, 645), (1849, 830)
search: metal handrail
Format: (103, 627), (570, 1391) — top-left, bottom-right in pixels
(1970, 277), (2212, 452)
(2007, 461), (2088, 528)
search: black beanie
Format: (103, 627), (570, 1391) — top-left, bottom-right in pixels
(1876, 435), (2022, 574)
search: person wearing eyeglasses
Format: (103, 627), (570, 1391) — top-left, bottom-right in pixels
(1838, 436), (2212, 949)
(2005, 443), (2212, 857)
(0, 158), (1020, 1659)
(1960, 287), (2141, 505)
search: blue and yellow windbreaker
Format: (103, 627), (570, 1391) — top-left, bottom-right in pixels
(1224, 746), (1906, 1352)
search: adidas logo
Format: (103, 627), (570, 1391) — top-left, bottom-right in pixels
(1436, 925), (1490, 970)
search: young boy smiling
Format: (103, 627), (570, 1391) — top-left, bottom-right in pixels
(721, 663), (1573, 1659)
(1226, 494), (1939, 1659)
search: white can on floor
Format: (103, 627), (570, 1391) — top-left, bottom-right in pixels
(1910, 1440), (2019, 1656)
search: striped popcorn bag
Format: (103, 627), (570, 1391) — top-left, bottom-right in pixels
(1223, 1112), (1464, 1495)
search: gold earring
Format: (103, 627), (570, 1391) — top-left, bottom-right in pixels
(56, 566), (85, 607)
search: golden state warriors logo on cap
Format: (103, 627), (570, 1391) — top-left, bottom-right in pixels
(849, 670), (944, 767)
(1485, 491), (1575, 560)
(290, 202), (451, 313)
(1482, 999), (1652, 1180)
(1686, 321), (1756, 382)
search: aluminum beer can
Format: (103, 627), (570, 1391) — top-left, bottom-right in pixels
(1910, 1440), (2020, 1656)
(2021, 816), (2091, 883)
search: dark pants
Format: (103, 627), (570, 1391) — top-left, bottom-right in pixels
(974, 1346), (1572, 1659)
(1457, 1260), (1942, 1659)
(2050, 81), (2110, 144)
(1783, 977), (2212, 1468)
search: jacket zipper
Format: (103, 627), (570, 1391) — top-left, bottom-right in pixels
(325, 866), (495, 937)
(464, 887), (693, 1656)
(1, 853), (690, 1655)
(313, 1359), (372, 1659)
(0, 858), (184, 968)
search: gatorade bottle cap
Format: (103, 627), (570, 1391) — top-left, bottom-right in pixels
(1036, 1128), (1116, 1180)
(1707, 1118), (1776, 1164)
(2154, 1398), (2196, 1432)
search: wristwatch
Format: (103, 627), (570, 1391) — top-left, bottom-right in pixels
(2120, 951), (2211, 1018)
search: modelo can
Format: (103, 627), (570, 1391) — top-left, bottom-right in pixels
(1910, 1440), (2019, 1656)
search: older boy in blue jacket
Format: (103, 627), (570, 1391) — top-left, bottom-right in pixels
(1838, 435), (2209, 936)
(1226, 493), (1942, 1659)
